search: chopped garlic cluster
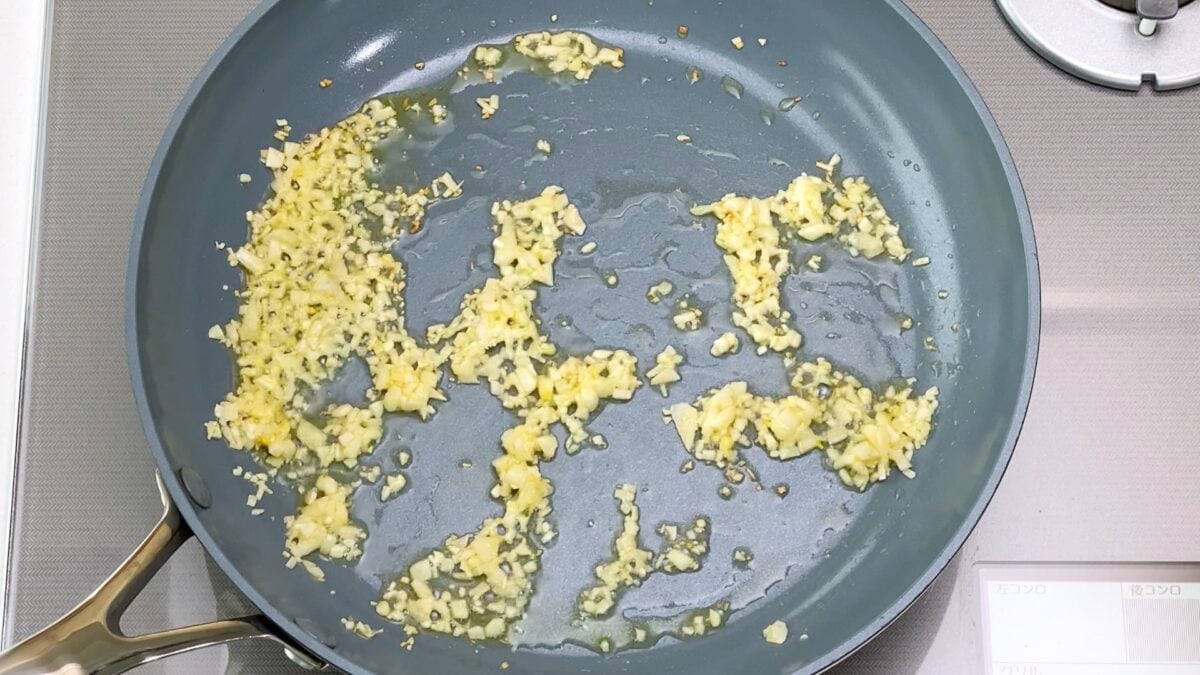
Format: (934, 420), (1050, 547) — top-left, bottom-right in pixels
(578, 484), (655, 617)
(377, 189), (642, 640)
(474, 46), (504, 69)
(680, 602), (729, 638)
(654, 517), (710, 574)
(211, 100), (471, 571)
(673, 307), (703, 331)
(284, 474), (364, 561)
(692, 156), (912, 353)
(380, 473), (408, 501)
(646, 345), (684, 396)
(476, 94), (500, 120)
(341, 617), (383, 640)
(210, 100), (452, 475)
(668, 359), (938, 490)
(692, 195), (801, 352)
(578, 489), (710, 618)
(513, 31), (625, 80)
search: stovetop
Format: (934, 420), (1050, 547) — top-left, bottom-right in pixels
(5, 1), (1199, 673)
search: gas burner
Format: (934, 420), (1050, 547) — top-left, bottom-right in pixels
(997, 0), (1200, 90)
(1096, 0), (1193, 12)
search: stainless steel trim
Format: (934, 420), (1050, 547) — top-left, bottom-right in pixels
(0, 0), (53, 647)
(0, 476), (294, 674)
(997, 0), (1200, 90)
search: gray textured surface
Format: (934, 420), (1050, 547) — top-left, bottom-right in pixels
(7, 1), (1199, 674)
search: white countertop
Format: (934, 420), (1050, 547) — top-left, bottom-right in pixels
(0, 0), (50, 642)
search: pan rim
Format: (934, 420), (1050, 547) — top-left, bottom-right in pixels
(123, 1), (1041, 673)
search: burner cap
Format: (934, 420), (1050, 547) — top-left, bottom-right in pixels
(998, 0), (1200, 90)
(1096, 0), (1193, 11)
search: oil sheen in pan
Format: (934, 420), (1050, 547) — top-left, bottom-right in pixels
(319, 33), (958, 654)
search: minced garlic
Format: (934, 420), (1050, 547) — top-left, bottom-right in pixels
(535, 138), (553, 154)
(667, 358), (939, 489)
(378, 189), (642, 640)
(431, 172), (463, 199)
(513, 31), (624, 80)
(733, 547), (754, 564)
(359, 464), (382, 483)
(578, 484), (654, 616)
(212, 99), (469, 570)
(710, 332), (740, 357)
(691, 194), (801, 352)
(240, 469), (274, 508)
(476, 94), (500, 119)
(646, 280), (674, 304)
(380, 473), (408, 501)
(429, 99), (448, 124)
(763, 620), (788, 644)
(654, 518), (709, 573)
(341, 617), (384, 640)
(284, 474), (364, 561)
(692, 156), (912, 352)
(667, 381), (756, 466)
(646, 346), (684, 396)
(211, 99), (454, 475)
(673, 307), (703, 331)
(680, 602), (729, 637)
(474, 45), (504, 68)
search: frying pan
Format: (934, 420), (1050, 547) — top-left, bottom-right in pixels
(0, 0), (1038, 673)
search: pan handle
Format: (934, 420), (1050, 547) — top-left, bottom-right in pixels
(0, 474), (326, 675)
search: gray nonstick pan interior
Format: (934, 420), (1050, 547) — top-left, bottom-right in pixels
(128, 0), (1038, 673)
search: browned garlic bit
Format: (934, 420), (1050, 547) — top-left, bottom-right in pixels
(667, 359), (938, 490)
(376, 188), (641, 640)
